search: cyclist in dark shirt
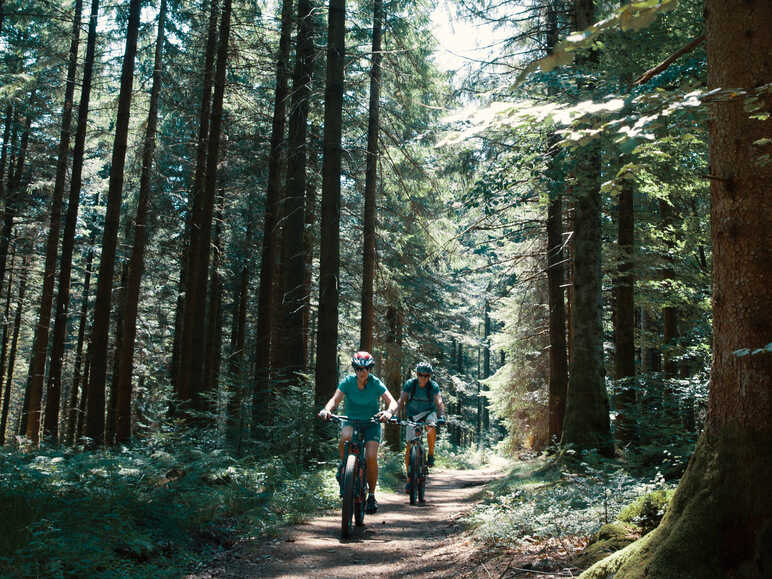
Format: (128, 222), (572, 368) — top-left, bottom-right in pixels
(394, 361), (446, 470)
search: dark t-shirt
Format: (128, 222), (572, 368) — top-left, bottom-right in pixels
(403, 377), (440, 416)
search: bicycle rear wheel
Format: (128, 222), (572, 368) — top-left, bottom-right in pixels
(409, 445), (422, 505)
(341, 454), (357, 538)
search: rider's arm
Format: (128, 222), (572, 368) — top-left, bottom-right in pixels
(434, 392), (446, 418)
(319, 389), (345, 419)
(376, 390), (399, 421)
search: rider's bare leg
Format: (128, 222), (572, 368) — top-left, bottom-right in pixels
(427, 425), (437, 456)
(339, 426), (353, 460)
(366, 441), (379, 493)
(404, 441), (411, 471)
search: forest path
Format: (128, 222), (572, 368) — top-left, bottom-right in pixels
(195, 465), (507, 578)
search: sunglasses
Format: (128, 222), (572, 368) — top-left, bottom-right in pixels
(417, 373), (430, 378)
(354, 367), (369, 373)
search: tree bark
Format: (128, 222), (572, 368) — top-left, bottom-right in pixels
(203, 189), (226, 408)
(85, 0), (141, 445)
(359, 0), (383, 353)
(188, 0), (231, 414)
(560, 0), (612, 456)
(253, 0), (295, 429)
(314, 0), (346, 411)
(65, 242), (94, 444)
(43, 0), (100, 445)
(32, 0), (84, 443)
(0, 254), (28, 445)
(114, 0), (167, 443)
(544, 0), (568, 448)
(585, 1), (772, 575)
(176, 0), (219, 404)
(277, 0), (315, 380)
(614, 175), (636, 446)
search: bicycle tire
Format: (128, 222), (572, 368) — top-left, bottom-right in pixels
(354, 462), (366, 526)
(341, 454), (357, 538)
(409, 445), (422, 506)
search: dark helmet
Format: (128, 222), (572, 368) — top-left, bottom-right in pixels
(415, 361), (433, 375)
(351, 351), (376, 369)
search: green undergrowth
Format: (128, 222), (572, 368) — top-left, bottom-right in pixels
(465, 451), (676, 548)
(0, 441), (338, 578)
(377, 438), (495, 493)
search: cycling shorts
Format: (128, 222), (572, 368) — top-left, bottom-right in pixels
(406, 410), (437, 442)
(342, 421), (381, 443)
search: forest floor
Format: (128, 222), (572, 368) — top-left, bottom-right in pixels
(189, 463), (588, 578)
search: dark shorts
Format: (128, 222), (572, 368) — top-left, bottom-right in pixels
(342, 421), (381, 443)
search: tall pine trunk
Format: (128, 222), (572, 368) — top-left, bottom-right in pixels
(560, 0), (612, 456)
(85, 0), (141, 445)
(278, 0), (315, 378)
(189, 0), (231, 413)
(0, 254), (28, 445)
(66, 241), (94, 444)
(33, 0), (83, 442)
(358, 0), (383, 353)
(176, 0), (219, 403)
(253, 0), (295, 430)
(43, 0), (100, 444)
(114, 0), (167, 443)
(545, 0), (568, 445)
(587, 2), (772, 574)
(314, 0), (346, 410)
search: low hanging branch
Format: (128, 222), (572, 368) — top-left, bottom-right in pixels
(634, 33), (705, 85)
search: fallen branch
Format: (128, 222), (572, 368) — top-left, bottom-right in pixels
(634, 33), (705, 85)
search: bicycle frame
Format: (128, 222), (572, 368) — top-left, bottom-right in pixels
(391, 417), (430, 505)
(327, 415), (376, 538)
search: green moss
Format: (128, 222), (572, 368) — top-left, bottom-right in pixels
(571, 522), (640, 569)
(617, 489), (675, 534)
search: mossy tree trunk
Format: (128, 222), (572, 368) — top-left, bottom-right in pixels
(582, 1), (772, 576)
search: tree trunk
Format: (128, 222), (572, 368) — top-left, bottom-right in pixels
(544, 0), (568, 448)
(114, 0), (166, 443)
(383, 294), (402, 451)
(314, 0), (346, 411)
(0, 254), (28, 445)
(614, 174), (636, 446)
(85, 0), (141, 445)
(252, 0), (294, 430)
(277, 0), (315, 382)
(303, 123), (319, 368)
(44, 0), (101, 445)
(176, 0), (219, 404)
(65, 242), (94, 444)
(106, 260), (128, 445)
(29, 0), (83, 443)
(560, 0), (612, 456)
(359, 0), (383, 353)
(585, 2), (772, 575)
(203, 189), (226, 408)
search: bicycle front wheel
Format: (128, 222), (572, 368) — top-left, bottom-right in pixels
(409, 445), (422, 505)
(341, 454), (357, 538)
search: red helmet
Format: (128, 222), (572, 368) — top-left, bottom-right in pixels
(351, 351), (375, 369)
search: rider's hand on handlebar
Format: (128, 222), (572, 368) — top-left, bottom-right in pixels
(318, 408), (332, 421)
(437, 416), (447, 426)
(375, 409), (393, 423)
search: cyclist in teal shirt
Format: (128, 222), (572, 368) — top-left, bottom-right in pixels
(319, 351), (398, 514)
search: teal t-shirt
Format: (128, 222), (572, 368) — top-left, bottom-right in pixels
(338, 374), (387, 420)
(404, 378), (440, 416)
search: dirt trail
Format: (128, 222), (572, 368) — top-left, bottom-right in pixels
(196, 466), (505, 578)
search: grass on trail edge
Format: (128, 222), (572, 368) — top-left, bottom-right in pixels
(0, 443), (339, 578)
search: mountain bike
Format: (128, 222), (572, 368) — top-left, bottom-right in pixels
(324, 414), (377, 538)
(391, 417), (430, 505)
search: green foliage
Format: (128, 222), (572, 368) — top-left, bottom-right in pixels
(617, 488), (674, 535)
(0, 441), (337, 577)
(465, 454), (676, 545)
